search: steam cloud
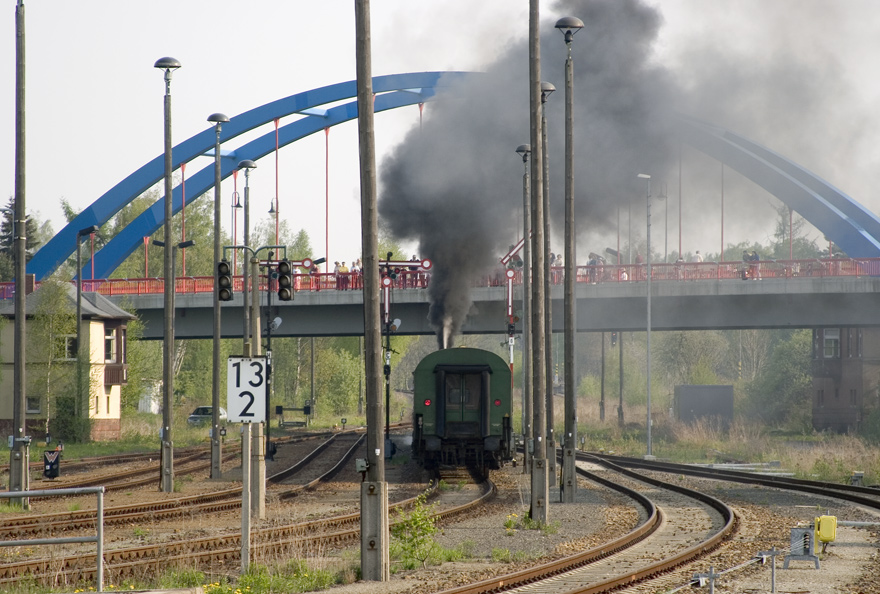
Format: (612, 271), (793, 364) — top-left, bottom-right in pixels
(378, 0), (866, 344)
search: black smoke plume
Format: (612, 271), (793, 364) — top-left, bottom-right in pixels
(379, 0), (676, 345)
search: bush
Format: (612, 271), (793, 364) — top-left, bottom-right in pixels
(390, 492), (438, 569)
(50, 396), (92, 442)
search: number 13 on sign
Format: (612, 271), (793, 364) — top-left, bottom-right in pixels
(227, 356), (267, 423)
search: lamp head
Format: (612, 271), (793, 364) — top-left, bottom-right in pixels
(153, 57), (181, 71)
(237, 159), (257, 171)
(207, 112), (230, 124)
(637, 173), (651, 180)
(555, 16), (585, 42)
(540, 81), (556, 102)
(77, 224), (100, 238)
(269, 201), (276, 215)
(515, 144), (531, 163)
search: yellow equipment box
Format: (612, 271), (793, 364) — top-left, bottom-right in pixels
(815, 515), (837, 551)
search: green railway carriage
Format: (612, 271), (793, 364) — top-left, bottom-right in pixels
(412, 347), (514, 469)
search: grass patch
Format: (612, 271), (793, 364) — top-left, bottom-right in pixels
(491, 548), (532, 563)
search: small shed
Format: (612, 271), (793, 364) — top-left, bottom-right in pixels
(673, 385), (734, 430)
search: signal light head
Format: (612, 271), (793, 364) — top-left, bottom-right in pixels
(424, 399), (432, 407)
(217, 260), (233, 301)
(494, 399), (502, 406)
(276, 259), (293, 301)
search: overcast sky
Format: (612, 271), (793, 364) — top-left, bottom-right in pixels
(2, 1), (879, 269)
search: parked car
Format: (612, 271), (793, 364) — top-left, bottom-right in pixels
(187, 406), (227, 426)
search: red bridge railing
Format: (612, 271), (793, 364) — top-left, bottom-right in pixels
(1, 258), (876, 299)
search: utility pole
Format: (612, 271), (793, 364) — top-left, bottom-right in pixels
(528, 0), (548, 525)
(355, 0), (389, 580)
(10, 0), (29, 508)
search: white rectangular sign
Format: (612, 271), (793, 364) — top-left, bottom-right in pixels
(227, 356), (267, 423)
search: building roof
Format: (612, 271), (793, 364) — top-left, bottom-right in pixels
(0, 284), (136, 321)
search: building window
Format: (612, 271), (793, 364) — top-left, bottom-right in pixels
(850, 388), (857, 406)
(858, 329), (863, 358)
(817, 389), (824, 406)
(26, 397), (41, 414)
(105, 327), (116, 363)
(54, 335), (77, 361)
(847, 328), (852, 357)
(823, 329), (840, 358)
(119, 328), (127, 363)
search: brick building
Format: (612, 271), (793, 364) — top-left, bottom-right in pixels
(812, 327), (880, 432)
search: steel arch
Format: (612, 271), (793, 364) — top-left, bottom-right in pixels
(28, 71), (475, 280)
(27, 72), (880, 281)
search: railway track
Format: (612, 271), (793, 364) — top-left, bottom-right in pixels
(0, 430), (492, 588)
(0, 433), (361, 539)
(435, 456), (737, 594)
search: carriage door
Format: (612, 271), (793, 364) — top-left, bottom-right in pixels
(444, 371), (482, 437)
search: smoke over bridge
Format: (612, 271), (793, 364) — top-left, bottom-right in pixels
(377, 0), (864, 344)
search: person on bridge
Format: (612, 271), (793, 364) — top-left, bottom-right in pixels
(749, 250), (761, 280)
(338, 262), (350, 290)
(691, 250), (703, 263)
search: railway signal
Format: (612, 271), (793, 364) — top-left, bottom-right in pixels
(276, 260), (293, 301)
(217, 260), (233, 301)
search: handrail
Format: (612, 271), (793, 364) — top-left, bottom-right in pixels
(1, 257), (877, 299)
(0, 487), (105, 592)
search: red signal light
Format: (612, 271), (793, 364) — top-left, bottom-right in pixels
(494, 399), (502, 406)
(424, 399), (432, 406)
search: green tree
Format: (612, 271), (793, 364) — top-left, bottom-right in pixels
(315, 346), (361, 415)
(116, 302), (161, 414)
(770, 204), (820, 260)
(0, 197), (51, 281)
(24, 277), (91, 440)
(655, 331), (728, 386)
(744, 329), (812, 429)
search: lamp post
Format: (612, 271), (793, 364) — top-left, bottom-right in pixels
(238, 160), (257, 353)
(637, 173), (654, 458)
(75, 225), (99, 426)
(539, 80), (556, 487)
(155, 56), (181, 493)
(515, 143), (531, 472)
(208, 112), (229, 479)
(231, 189), (241, 273)
(555, 14), (583, 502)
(152, 237), (194, 489)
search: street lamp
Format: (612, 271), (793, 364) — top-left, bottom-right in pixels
(637, 173), (654, 459)
(155, 56), (181, 493)
(515, 143), (531, 472)
(75, 225), (99, 424)
(238, 159), (257, 352)
(208, 112), (229, 479)
(555, 14), (583, 502)
(539, 80), (556, 487)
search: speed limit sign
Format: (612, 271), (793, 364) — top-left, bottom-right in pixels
(227, 356), (267, 423)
